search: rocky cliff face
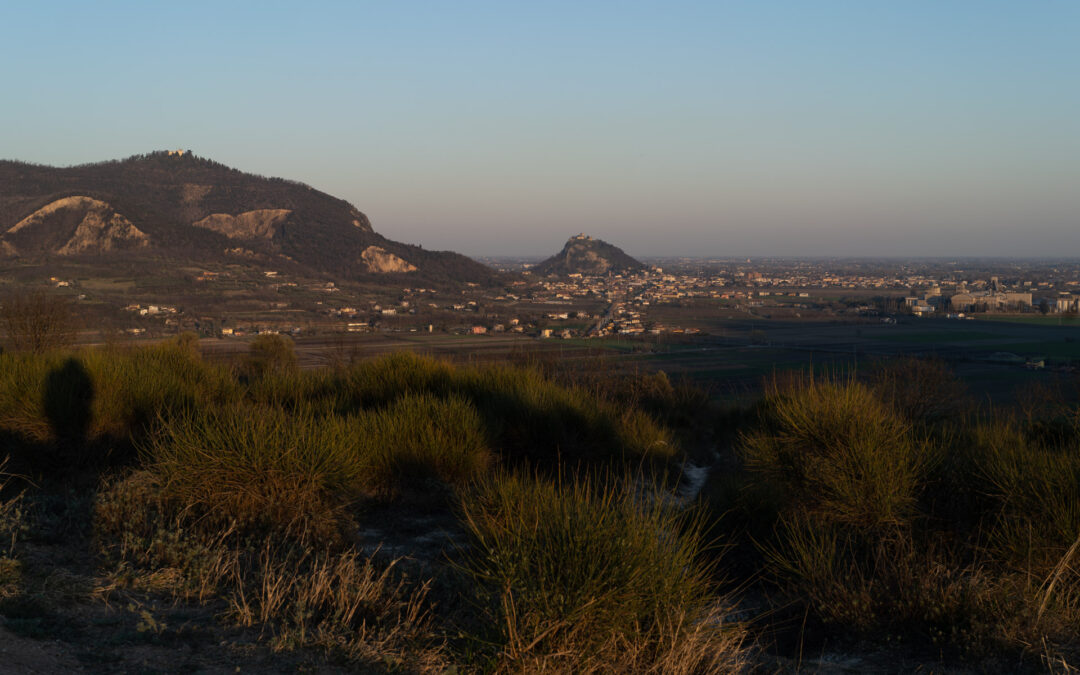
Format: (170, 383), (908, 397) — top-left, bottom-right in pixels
(2, 196), (149, 256)
(533, 234), (644, 276)
(360, 246), (417, 273)
(193, 209), (292, 240)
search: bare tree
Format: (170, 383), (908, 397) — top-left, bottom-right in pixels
(1, 290), (76, 353)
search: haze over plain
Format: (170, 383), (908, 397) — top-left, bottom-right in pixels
(2, 1), (1078, 258)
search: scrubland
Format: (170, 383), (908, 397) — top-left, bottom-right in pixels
(0, 335), (1077, 672)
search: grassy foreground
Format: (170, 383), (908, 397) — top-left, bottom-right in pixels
(0, 339), (1078, 672)
(0, 339), (742, 672)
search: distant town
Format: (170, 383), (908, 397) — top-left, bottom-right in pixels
(32, 257), (1080, 345)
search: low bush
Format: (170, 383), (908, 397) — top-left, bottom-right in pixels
(241, 333), (298, 380)
(763, 517), (1000, 645)
(312, 353), (678, 472)
(457, 362), (678, 470)
(868, 356), (967, 425)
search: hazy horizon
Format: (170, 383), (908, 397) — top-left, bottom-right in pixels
(3, 2), (1078, 258)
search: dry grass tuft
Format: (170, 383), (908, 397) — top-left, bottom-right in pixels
(457, 471), (747, 672)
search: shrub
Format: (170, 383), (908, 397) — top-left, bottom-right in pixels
(242, 333), (298, 380)
(456, 471), (745, 672)
(459, 362), (678, 470)
(0, 290), (75, 354)
(869, 357), (967, 425)
(739, 376), (926, 529)
(331, 353), (678, 472)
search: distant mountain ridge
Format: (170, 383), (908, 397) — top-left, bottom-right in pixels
(0, 150), (497, 283)
(533, 234), (645, 276)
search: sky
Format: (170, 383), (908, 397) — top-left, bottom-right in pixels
(2, 1), (1078, 258)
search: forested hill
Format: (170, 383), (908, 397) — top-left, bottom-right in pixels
(0, 151), (498, 284)
(533, 234), (645, 276)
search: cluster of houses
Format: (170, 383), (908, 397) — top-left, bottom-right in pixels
(112, 260), (1080, 342)
(123, 303), (179, 317)
(901, 277), (1061, 317)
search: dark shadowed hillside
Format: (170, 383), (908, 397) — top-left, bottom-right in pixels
(0, 151), (499, 284)
(533, 233), (645, 276)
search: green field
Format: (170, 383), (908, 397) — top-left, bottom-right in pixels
(979, 314), (1080, 326)
(866, 330), (1003, 343)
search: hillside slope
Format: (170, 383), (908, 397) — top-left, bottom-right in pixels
(0, 151), (497, 284)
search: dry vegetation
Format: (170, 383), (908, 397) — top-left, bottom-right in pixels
(0, 291), (76, 354)
(0, 329), (1077, 671)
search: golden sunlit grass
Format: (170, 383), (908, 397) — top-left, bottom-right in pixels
(456, 470), (746, 673)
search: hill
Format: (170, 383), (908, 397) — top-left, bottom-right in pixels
(533, 233), (645, 276)
(0, 151), (498, 284)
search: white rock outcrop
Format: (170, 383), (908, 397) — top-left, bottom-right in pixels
(193, 209), (292, 239)
(360, 246), (416, 273)
(6, 196), (149, 255)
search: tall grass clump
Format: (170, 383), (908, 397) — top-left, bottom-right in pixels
(363, 393), (491, 499)
(761, 516), (1002, 642)
(573, 367), (712, 434)
(971, 421), (1080, 570)
(0, 351), (64, 444)
(141, 392), (493, 539)
(967, 420), (1080, 638)
(0, 340), (236, 470)
(457, 471), (745, 673)
(245, 367), (344, 414)
(740, 376), (926, 528)
(337, 351), (456, 408)
(143, 403), (366, 544)
(82, 340), (237, 441)
(458, 362), (677, 470)
(730, 375), (984, 639)
(330, 353), (678, 472)
(899, 413), (1080, 660)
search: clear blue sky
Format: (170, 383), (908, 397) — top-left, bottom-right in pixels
(2, 1), (1078, 257)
